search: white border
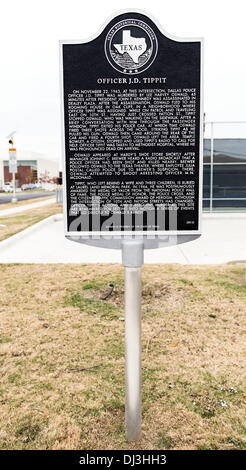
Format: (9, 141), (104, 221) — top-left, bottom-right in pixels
(59, 9), (204, 238)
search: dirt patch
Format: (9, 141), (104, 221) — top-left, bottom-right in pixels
(0, 263), (246, 449)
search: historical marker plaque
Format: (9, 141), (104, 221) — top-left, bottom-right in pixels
(60, 11), (203, 236)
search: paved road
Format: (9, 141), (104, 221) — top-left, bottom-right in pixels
(0, 192), (55, 204)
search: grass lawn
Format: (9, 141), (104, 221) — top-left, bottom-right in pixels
(0, 203), (62, 241)
(0, 195), (55, 212)
(0, 263), (246, 450)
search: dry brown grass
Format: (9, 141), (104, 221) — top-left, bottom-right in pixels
(0, 195), (54, 212)
(0, 203), (62, 241)
(0, 263), (246, 450)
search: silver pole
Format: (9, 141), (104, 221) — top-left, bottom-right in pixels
(210, 122), (214, 213)
(11, 172), (17, 203)
(10, 140), (17, 204)
(122, 240), (144, 442)
(124, 266), (141, 441)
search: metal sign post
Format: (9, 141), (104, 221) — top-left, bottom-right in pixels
(9, 146), (17, 203)
(122, 240), (144, 441)
(60, 9), (203, 442)
(11, 172), (17, 204)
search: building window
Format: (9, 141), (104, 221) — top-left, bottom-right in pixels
(203, 138), (246, 211)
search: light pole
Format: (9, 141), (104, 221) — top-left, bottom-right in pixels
(6, 131), (17, 203)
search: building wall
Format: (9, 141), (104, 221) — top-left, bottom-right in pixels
(4, 165), (36, 187)
(0, 160), (3, 189)
(37, 158), (59, 181)
(0, 151), (59, 188)
(203, 138), (246, 210)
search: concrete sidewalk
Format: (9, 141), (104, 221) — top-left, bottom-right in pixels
(0, 197), (56, 217)
(0, 212), (245, 264)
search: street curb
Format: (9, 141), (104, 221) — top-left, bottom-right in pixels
(0, 213), (63, 252)
(0, 197), (56, 217)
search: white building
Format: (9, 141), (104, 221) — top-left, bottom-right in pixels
(0, 149), (59, 189)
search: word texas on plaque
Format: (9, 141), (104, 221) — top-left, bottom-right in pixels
(60, 11), (203, 237)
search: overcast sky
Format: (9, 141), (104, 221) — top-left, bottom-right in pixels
(0, 0), (245, 163)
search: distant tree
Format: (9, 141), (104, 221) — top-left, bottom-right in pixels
(38, 170), (53, 183)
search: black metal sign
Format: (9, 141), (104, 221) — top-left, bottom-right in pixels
(60, 10), (203, 236)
